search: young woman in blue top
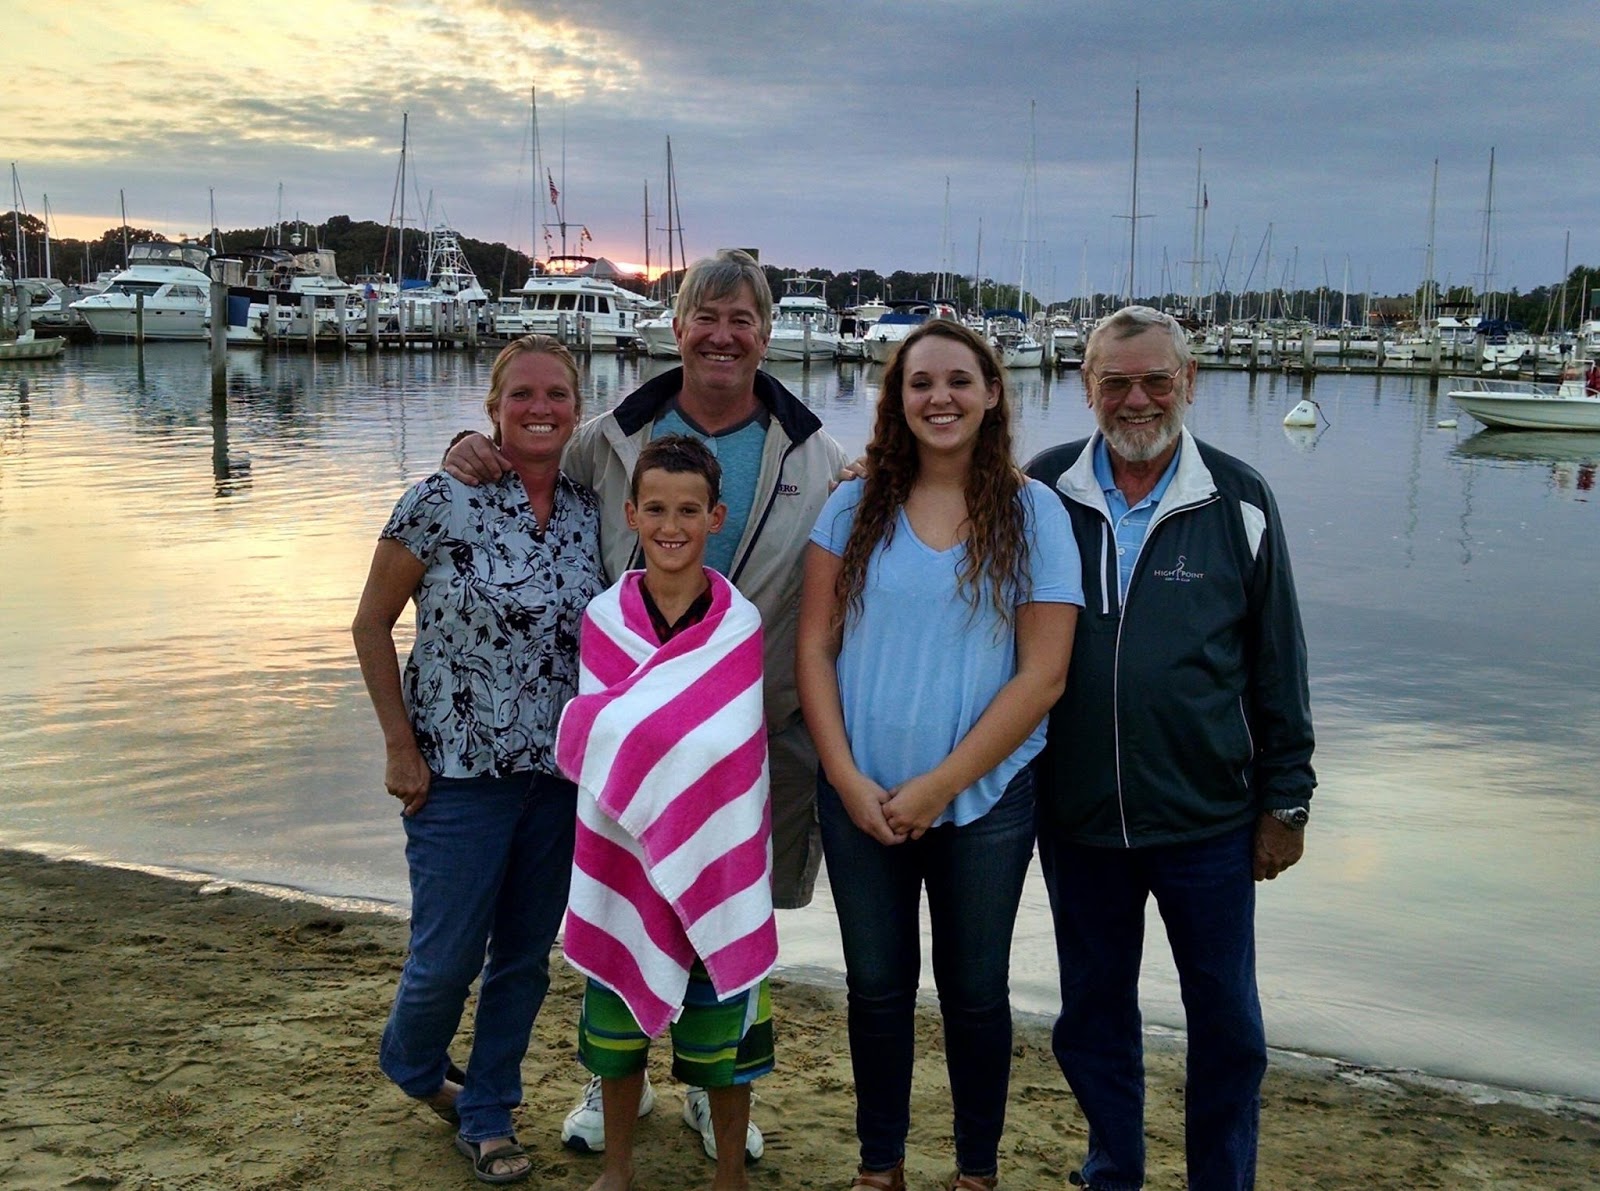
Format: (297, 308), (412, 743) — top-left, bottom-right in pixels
(797, 320), (1082, 1191)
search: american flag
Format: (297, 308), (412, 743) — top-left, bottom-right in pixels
(548, 171), (560, 205)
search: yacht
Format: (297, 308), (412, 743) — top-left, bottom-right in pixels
(212, 243), (364, 343)
(765, 277), (840, 362)
(491, 256), (657, 349)
(70, 242), (217, 341)
(862, 300), (957, 364)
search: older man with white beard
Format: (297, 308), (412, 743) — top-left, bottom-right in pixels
(1024, 306), (1315, 1191)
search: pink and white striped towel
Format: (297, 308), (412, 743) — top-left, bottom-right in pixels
(556, 568), (774, 1037)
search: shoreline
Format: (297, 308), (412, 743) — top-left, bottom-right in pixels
(6, 840), (1596, 1120)
(3, 849), (1598, 1189)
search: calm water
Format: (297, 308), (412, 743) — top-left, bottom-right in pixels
(2, 343), (1597, 1101)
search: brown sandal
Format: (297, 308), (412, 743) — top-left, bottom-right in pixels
(946, 1173), (998, 1191)
(850, 1161), (906, 1191)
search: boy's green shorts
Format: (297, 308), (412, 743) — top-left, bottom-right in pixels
(578, 962), (774, 1088)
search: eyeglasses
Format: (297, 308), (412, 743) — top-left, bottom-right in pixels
(1092, 370), (1181, 399)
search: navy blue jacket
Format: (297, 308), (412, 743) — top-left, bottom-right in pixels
(1025, 430), (1315, 847)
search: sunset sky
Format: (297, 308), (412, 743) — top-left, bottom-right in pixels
(7, 0), (1598, 299)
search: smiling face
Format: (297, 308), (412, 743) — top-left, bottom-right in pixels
(1087, 326), (1196, 466)
(674, 282), (769, 406)
(490, 350), (579, 465)
(625, 466), (726, 581)
(898, 332), (1001, 460)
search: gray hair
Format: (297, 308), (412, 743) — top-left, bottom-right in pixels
(1082, 305), (1192, 376)
(676, 249), (773, 338)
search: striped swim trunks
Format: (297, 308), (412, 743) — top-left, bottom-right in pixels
(578, 962), (774, 1088)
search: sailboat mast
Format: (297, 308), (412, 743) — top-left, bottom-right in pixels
(11, 164), (25, 277)
(119, 189), (129, 268)
(42, 194), (52, 277)
(667, 136), (685, 290)
(642, 179), (650, 280)
(1127, 87), (1140, 306)
(531, 86), (542, 267)
(398, 113), (408, 284)
(1189, 148), (1203, 316)
(1477, 146), (1496, 320)
(1422, 158), (1438, 324)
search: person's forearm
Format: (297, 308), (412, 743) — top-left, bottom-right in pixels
(352, 623), (418, 750)
(796, 640), (857, 785)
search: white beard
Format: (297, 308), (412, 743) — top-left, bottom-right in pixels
(1099, 401), (1185, 463)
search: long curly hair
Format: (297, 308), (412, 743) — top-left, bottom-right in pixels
(835, 319), (1031, 627)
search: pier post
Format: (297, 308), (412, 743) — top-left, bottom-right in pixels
(303, 295), (315, 352)
(1375, 330), (1385, 367)
(266, 295), (278, 348)
(1301, 327), (1314, 371)
(209, 282), (228, 393)
(467, 303), (478, 347)
(583, 314), (594, 355)
(335, 294), (348, 350)
(16, 289), (31, 338)
(135, 293), (145, 345)
(432, 301), (442, 351)
(366, 296), (379, 351)
(804, 317), (813, 367)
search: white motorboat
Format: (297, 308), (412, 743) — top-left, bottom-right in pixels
(636, 309), (679, 358)
(492, 256), (656, 348)
(984, 310), (1045, 369)
(70, 242), (216, 341)
(765, 277), (840, 362)
(1448, 373), (1600, 431)
(393, 226), (490, 332)
(862, 301), (957, 364)
(0, 329), (67, 361)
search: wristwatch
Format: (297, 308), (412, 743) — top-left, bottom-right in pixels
(1269, 807), (1309, 830)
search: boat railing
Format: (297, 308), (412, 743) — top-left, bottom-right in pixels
(1449, 376), (1562, 395)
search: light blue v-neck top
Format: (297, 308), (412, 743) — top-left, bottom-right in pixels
(809, 477), (1082, 826)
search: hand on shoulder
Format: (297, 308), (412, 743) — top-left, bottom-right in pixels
(442, 431), (510, 486)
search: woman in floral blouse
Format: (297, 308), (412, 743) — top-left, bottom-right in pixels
(353, 335), (606, 1185)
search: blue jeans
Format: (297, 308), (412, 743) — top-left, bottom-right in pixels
(819, 768), (1036, 1177)
(378, 771), (576, 1144)
(1038, 823), (1265, 1191)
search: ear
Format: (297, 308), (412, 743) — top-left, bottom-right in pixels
(708, 502), (728, 535)
(624, 500), (639, 531)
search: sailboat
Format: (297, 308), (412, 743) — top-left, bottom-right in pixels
(637, 136), (685, 358)
(990, 102), (1045, 369)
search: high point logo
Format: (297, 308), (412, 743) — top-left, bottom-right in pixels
(1152, 555), (1204, 583)
(776, 482), (801, 496)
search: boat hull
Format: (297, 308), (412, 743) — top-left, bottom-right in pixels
(1450, 384), (1600, 431)
(0, 336), (67, 361)
(72, 299), (210, 341)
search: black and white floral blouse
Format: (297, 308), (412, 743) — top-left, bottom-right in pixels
(381, 469), (606, 779)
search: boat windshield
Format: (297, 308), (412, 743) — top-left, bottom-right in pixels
(129, 243), (212, 271)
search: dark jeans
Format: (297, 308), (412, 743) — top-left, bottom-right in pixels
(1038, 823), (1266, 1191)
(819, 768), (1036, 1177)
(378, 771), (576, 1144)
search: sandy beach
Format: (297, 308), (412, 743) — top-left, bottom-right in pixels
(1, 849), (1595, 1191)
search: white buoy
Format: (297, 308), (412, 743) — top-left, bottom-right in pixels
(1436, 417), (1458, 429)
(1283, 399), (1319, 428)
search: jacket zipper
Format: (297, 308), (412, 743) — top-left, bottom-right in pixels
(1106, 492), (1219, 847)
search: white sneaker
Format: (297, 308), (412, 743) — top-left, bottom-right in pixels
(560, 1073), (656, 1153)
(681, 1085), (764, 1163)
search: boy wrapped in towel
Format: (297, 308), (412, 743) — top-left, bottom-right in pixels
(556, 435), (774, 1191)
